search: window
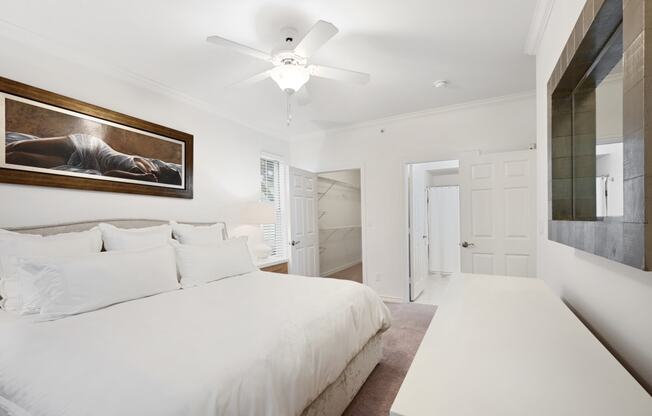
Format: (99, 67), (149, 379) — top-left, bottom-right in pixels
(260, 155), (287, 260)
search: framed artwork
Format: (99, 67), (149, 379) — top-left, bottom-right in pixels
(0, 77), (193, 199)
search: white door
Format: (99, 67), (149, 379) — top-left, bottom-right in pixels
(408, 165), (429, 300)
(289, 167), (319, 276)
(459, 150), (536, 277)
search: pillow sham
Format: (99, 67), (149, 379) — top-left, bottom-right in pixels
(0, 227), (102, 249)
(99, 223), (172, 251)
(4, 245), (179, 318)
(0, 228), (103, 312)
(169, 221), (225, 245)
(0, 257), (46, 314)
(171, 237), (256, 288)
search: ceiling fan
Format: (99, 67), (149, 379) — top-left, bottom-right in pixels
(206, 20), (370, 124)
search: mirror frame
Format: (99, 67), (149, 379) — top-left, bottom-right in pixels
(547, 0), (649, 269)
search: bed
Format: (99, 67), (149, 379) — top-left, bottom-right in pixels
(0, 220), (391, 416)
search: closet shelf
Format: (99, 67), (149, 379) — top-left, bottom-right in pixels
(319, 225), (362, 231)
(317, 177), (360, 200)
(318, 177), (360, 190)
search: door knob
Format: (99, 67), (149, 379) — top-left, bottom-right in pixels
(291, 240), (301, 246)
(460, 241), (475, 248)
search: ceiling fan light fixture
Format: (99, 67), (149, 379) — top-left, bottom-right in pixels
(270, 64), (310, 93)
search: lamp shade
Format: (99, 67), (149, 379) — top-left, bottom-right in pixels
(270, 65), (310, 92)
(241, 202), (276, 225)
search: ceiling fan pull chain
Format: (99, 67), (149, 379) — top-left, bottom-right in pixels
(286, 93), (293, 126)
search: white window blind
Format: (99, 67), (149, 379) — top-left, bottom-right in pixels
(260, 156), (287, 260)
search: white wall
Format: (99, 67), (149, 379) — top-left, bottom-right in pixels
(596, 74), (624, 142)
(536, 0), (652, 391)
(291, 94), (536, 301)
(0, 34), (288, 229)
(429, 172), (459, 187)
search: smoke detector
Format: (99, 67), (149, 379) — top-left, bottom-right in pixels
(433, 80), (449, 88)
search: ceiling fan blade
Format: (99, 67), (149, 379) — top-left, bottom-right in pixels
(296, 85), (311, 106)
(206, 35), (271, 62)
(231, 69), (273, 87)
(293, 20), (339, 58)
(308, 65), (370, 84)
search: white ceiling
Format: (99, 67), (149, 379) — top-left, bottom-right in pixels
(0, 0), (538, 139)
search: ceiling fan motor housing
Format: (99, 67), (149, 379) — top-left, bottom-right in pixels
(206, 20), (369, 124)
(280, 26), (298, 44)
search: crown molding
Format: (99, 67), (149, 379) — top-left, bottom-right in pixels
(524, 0), (556, 56)
(0, 18), (538, 143)
(289, 90), (536, 142)
(0, 18), (289, 141)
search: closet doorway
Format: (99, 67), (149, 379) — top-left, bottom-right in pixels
(317, 169), (363, 283)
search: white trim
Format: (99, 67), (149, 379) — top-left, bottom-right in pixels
(0, 18), (537, 143)
(403, 162), (412, 303)
(289, 90), (536, 141)
(0, 19), (288, 141)
(0, 19), (536, 142)
(524, 0), (556, 56)
(359, 164), (368, 287)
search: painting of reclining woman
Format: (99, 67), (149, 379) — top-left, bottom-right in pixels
(1, 93), (188, 191)
(6, 132), (183, 186)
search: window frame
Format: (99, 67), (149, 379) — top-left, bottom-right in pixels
(259, 152), (289, 262)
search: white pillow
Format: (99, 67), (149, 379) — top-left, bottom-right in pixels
(0, 257), (48, 314)
(0, 228), (103, 312)
(0, 227), (103, 249)
(171, 238), (256, 288)
(170, 221), (225, 245)
(99, 223), (172, 251)
(5, 245), (179, 318)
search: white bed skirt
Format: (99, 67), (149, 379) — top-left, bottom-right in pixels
(302, 332), (383, 416)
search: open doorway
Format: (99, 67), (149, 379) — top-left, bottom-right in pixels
(407, 150), (537, 304)
(317, 169), (363, 283)
(407, 160), (461, 304)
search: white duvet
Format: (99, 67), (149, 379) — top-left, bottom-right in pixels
(0, 271), (391, 416)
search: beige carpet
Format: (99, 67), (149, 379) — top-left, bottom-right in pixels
(343, 302), (437, 415)
(326, 263), (363, 283)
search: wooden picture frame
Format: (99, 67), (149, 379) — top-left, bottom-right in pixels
(0, 77), (193, 199)
(547, 0), (649, 269)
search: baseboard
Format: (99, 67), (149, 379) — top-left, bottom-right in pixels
(323, 260), (362, 277)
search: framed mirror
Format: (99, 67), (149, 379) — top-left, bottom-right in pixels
(548, 0), (649, 269)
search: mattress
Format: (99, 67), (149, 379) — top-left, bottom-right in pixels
(0, 271), (391, 416)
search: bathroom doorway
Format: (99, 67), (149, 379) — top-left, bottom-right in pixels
(407, 160), (461, 304)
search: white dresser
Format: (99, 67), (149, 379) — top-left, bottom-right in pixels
(390, 274), (652, 416)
